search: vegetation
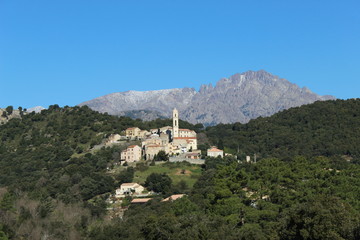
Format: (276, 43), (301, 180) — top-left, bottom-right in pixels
(88, 156), (360, 239)
(1, 99), (360, 239)
(206, 99), (360, 160)
(132, 162), (202, 189)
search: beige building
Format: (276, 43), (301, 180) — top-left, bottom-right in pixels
(178, 129), (197, 138)
(121, 145), (142, 162)
(125, 127), (141, 138)
(185, 152), (200, 159)
(142, 134), (163, 147)
(139, 130), (150, 139)
(106, 134), (121, 145)
(173, 137), (197, 152)
(150, 128), (159, 134)
(160, 126), (173, 133)
(144, 144), (164, 160)
(116, 183), (145, 198)
(173, 109), (179, 138)
(207, 147), (224, 158)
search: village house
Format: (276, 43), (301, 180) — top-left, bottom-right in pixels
(138, 130), (150, 139)
(105, 134), (121, 145)
(144, 144), (163, 160)
(207, 146), (224, 158)
(121, 145), (142, 162)
(125, 127), (141, 138)
(150, 128), (159, 134)
(115, 183), (145, 198)
(185, 152), (200, 159)
(159, 126), (173, 133)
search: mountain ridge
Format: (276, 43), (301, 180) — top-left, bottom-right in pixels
(79, 70), (335, 125)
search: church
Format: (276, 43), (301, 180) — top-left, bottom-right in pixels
(142, 108), (197, 160)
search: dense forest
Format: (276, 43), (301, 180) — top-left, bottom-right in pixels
(205, 99), (360, 161)
(1, 99), (360, 239)
(90, 156), (360, 239)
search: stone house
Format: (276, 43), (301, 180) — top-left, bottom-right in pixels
(121, 145), (142, 162)
(207, 147), (224, 158)
(178, 129), (197, 138)
(185, 152), (200, 159)
(115, 183), (145, 198)
(125, 127), (141, 138)
(106, 134), (121, 145)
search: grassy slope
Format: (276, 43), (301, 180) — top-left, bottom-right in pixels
(133, 163), (202, 188)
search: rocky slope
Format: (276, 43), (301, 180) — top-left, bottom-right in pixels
(0, 108), (22, 125)
(79, 70), (335, 125)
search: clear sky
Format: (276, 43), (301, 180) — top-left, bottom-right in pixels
(1, 0), (359, 109)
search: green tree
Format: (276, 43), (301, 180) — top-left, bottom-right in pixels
(5, 106), (13, 115)
(154, 150), (169, 161)
(0, 231), (8, 240)
(145, 173), (172, 194)
(280, 195), (359, 240)
(116, 167), (135, 184)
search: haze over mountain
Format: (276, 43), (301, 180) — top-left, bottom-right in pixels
(79, 70), (335, 125)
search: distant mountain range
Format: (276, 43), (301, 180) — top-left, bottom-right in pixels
(79, 70), (335, 125)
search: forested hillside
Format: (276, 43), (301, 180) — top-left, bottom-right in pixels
(89, 156), (360, 239)
(1, 99), (360, 239)
(206, 99), (360, 160)
(0, 105), (199, 239)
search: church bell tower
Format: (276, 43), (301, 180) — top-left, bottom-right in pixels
(173, 108), (179, 138)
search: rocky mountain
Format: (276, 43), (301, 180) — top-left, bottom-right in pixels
(27, 106), (46, 113)
(79, 70), (335, 125)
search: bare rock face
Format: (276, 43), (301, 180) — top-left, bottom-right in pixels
(0, 109), (22, 125)
(79, 70), (335, 125)
(27, 106), (45, 113)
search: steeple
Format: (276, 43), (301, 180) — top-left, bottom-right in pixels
(172, 108), (179, 138)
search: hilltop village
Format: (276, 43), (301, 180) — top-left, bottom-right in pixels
(109, 108), (224, 163)
(102, 108), (225, 214)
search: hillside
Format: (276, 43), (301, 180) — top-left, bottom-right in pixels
(1, 100), (360, 239)
(205, 99), (360, 160)
(79, 70), (335, 125)
(0, 107), (22, 125)
(0, 105), (201, 239)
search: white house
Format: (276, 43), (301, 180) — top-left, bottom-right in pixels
(207, 147), (224, 158)
(115, 183), (145, 198)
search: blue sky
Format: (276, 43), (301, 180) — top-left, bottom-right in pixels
(1, 0), (359, 109)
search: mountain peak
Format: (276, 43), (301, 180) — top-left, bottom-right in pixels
(79, 70), (335, 125)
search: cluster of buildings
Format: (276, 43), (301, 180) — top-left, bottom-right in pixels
(120, 109), (199, 162)
(114, 182), (185, 204)
(109, 108), (226, 163)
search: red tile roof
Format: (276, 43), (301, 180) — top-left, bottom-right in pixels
(162, 194), (185, 202)
(208, 147), (223, 152)
(131, 198), (152, 203)
(128, 145), (139, 148)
